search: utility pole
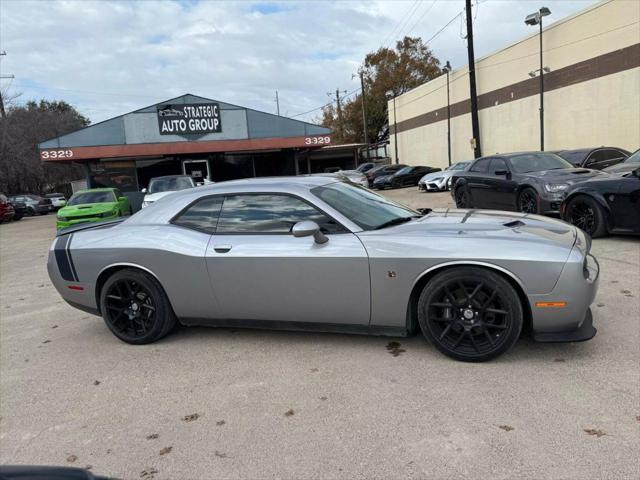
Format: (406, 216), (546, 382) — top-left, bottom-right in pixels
(0, 51), (14, 119)
(328, 88), (347, 141)
(275, 90), (280, 116)
(443, 61), (452, 167)
(465, 0), (482, 158)
(353, 71), (370, 160)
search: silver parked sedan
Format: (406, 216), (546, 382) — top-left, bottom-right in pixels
(48, 176), (599, 362)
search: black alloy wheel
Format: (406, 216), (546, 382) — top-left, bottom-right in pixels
(100, 268), (176, 344)
(566, 195), (607, 238)
(518, 188), (539, 214)
(454, 187), (469, 208)
(418, 267), (523, 362)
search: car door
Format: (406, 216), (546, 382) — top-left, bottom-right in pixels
(410, 167), (428, 186)
(600, 149), (628, 169)
(466, 158), (493, 208)
(482, 158), (515, 209)
(583, 150), (618, 170)
(608, 172), (640, 233)
(205, 193), (371, 325)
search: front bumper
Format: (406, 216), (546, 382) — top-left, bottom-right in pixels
(529, 240), (599, 342)
(57, 212), (118, 229)
(419, 179), (447, 191)
(538, 192), (567, 215)
(533, 308), (596, 342)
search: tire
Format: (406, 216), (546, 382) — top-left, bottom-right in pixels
(26, 207), (35, 216)
(565, 195), (607, 238)
(454, 186), (470, 208)
(13, 215), (22, 221)
(517, 187), (539, 214)
(99, 268), (177, 344)
(417, 267), (523, 362)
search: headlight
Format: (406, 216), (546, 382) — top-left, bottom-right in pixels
(431, 177), (443, 182)
(544, 183), (569, 193)
(98, 210), (116, 218)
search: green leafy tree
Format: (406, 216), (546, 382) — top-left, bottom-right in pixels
(0, 99), (90, 194)
(321, 36), (441, 144)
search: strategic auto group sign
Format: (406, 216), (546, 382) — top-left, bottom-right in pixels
(157, 103), (222, 135)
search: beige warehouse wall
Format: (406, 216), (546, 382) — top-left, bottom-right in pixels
(389, 0), (640, 169)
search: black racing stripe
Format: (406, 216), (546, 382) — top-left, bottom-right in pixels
(54, 235), (75, 281)
(66, 235), (79, 281)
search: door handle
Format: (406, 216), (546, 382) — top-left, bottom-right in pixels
(214, 245), (232, 253)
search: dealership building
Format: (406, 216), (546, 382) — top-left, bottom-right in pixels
(388, 0), (640, 169)
(39, 94), (333, 198)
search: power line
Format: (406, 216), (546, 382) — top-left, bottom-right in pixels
(290, 87), (360, 119)
(380, 0), (423, 48)
(403, 0), (439, 37)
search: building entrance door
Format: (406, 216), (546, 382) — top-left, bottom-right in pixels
(183, 159), (210, 183)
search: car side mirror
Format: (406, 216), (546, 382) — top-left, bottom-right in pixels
(292, 221), (328, 244)
(632, 167), (640, 178)
(494, 170), (509, 176)
(141, 188), (147, 193)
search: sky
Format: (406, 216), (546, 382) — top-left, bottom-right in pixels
(0, 0), (598, 124)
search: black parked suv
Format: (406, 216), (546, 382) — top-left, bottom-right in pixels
(554, 147), (629, 170)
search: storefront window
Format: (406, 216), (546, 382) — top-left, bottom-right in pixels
(88, 161), (138, 192)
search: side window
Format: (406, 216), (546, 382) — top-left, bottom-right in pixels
(489, 158), (507, 174)
(469, 158), (491, 173)
(604, 149), (625, 161)
(216, 194), (344, 234)
(172, 196), (224, 234)
(585, 151), (605, 167)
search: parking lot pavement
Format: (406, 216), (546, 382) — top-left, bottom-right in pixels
(0, 194), (638, 480)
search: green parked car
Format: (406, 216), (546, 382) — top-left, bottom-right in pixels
(56, 188), (132, 229)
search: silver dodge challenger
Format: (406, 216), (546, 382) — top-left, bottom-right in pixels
(48, 176), (599, 362)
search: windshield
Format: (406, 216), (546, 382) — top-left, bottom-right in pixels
(396, 167), (412, 175)
(311, 182), (417, 230)
(148, 176), (194, 193)
(45, 193), (64, 198)
(448, 162), (470, 171)
(509, 153), (574, 173)
(624, 149), (640, 164)
(68, 191), (115, 205)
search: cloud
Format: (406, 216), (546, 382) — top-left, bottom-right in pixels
(0, 0), (596, 124)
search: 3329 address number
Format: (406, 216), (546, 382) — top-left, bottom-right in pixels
(41, 150), (74, 159)
(304, 136), (331, 145)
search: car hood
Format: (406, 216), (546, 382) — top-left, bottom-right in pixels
(603, 163), (639, 174)
(58, 203), (117, 216)
(144, 191), (175, 203)
(521, 168), (608, 184)
(364, 209), (577, 249)
(420, 171), (450, 182)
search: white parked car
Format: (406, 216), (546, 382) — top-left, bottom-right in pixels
(142, 175), (196, 208)
(45, 193), (67, 209)
(418, 161), (471, 192)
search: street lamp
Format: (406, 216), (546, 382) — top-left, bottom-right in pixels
(442, 60), (452, 167)
(386, 90), (399, 164)
(525, 6), (551, 151)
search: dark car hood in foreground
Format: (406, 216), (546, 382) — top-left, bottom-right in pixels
(367, 209), (577, 249)
(521, 168), (608, 183)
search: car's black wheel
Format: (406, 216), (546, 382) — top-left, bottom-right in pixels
(454, 187), (469, 208)
(13, 215), (22, 221)
(417, 267), (523, 362)
(565, 195), (607, 238)
(517, 187), (539, 214)
(26, 207), (35, 216)
(100, 268), (176, 344)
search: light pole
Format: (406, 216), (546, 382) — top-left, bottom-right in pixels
(442, 60), (452, 166)
(525, 6), (551, 151)
(386, 90), (399, 164)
